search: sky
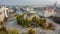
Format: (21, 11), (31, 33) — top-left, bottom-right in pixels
(0, 0), (60, 6)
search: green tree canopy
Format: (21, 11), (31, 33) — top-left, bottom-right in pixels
(28, 29), (35, 34)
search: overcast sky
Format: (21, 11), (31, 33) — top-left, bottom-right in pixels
(0, 0), (60, 6)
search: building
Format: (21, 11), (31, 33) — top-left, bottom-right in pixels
(44, 7), (55, 17)
(16, 6), (24, 15)
(44, 1), (57, 17)
(23, 7), (40, 20)
(0, 5), (13, 21)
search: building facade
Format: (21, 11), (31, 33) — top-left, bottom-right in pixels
(0, 6), (13, 21)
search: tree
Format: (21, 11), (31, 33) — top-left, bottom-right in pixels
(21, 32), (25, 34)
(24, 18), (31, 27)
(10, 29), (18, 34)
(28, 29), (35, 34)
(32, 17), (37, 23)
(32, 17), (39, 26)
(39, 18), (46, 27)
(16, 15), (24, 26)
(0, 26), (8, 34)
(0, 21), (3, 25)
(47, 23), (55, 30)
